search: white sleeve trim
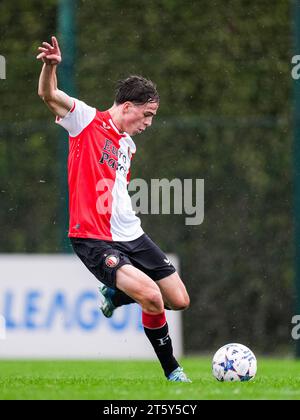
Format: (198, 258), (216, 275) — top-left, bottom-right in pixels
(55, 98), (96, 137)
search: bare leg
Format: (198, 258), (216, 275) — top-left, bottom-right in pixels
(157, 272), (190, 311)
(116, 264), (180, 378)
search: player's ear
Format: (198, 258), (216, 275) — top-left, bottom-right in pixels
(122, 102), (133, 114)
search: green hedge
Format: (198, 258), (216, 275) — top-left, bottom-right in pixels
(0, 0), (294, 353)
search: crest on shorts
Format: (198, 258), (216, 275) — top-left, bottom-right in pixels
(105, 254), (119, 268)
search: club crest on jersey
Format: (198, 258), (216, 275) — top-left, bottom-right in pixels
(105, 255), (119, 268)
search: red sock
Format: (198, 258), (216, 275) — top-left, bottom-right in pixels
(142, 311), (166, 329)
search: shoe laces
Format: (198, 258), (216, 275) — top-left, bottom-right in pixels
(169, 367), (191, 382)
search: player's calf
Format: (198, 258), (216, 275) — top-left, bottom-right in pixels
(116, 264), (187, 380)
(142, 310), (179, 378)
(157, 273), (190, 311)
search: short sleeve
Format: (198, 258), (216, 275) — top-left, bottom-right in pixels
(55, 98), (96, 137)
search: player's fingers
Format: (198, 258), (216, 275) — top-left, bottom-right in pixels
(52, 38), (61, 55)
(38, 47), (48, 52)
(42, 42), (54, 50)
(36, 52), (46, 59)
(52, 36), (58, 46)
(45, 54), (62, 62)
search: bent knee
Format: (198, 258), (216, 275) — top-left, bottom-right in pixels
(170, 294), (190, 311)
(142, 289), (164, 314)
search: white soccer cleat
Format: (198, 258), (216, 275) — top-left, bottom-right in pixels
(167, 367), (192, 383)
(99, 285), (116, 318)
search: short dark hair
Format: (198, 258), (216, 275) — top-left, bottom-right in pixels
(115, 75), (159, 105)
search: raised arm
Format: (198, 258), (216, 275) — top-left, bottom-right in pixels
(37, 36), (73, 118)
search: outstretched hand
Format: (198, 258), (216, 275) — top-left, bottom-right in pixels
(36, 36), (62, 65)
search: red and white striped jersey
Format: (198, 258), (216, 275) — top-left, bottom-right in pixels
(55, 98), (144, 241)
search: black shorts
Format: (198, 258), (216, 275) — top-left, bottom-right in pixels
(70, 233), (176, 289)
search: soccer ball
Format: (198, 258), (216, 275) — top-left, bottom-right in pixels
(212, 343), (257, 382)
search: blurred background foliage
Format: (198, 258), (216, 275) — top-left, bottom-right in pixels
(0, 0), (294, 353)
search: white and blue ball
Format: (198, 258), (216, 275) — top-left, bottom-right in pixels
(212, 343), (257, 382)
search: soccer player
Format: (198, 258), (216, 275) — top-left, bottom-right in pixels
(37, 36), (191, 382)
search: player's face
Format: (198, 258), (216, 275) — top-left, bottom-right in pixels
(123, 101), (159, 136)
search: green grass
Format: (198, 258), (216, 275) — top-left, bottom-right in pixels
(0, 358), (300, 400)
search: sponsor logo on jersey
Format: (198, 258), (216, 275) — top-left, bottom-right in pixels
(99, 139), (129, 177)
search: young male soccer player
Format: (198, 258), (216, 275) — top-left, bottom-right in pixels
(37, 36), (191, 382)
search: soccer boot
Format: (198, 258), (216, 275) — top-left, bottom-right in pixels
(99, 285), (116, 318)
(167, 367), (192, 383)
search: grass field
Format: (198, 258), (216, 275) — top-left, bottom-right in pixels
(0, 358), (300, 400)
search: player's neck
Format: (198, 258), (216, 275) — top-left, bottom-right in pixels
(108, 104), (124, 133)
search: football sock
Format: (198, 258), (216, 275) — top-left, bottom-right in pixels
(142, 311), (179, 377)
(111, 289), (135, 307)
